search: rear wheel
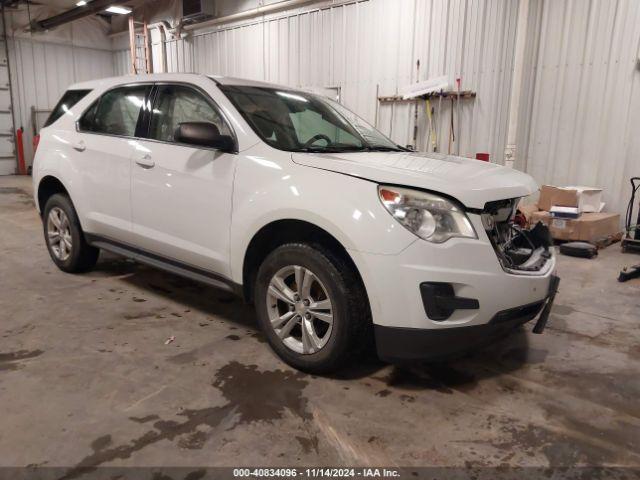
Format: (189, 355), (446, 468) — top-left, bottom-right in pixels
(255, 243), (370, 373)
(43, 194), (99, 273)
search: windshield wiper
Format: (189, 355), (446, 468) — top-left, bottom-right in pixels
(293, 145), (368, 153)
(293, 144), (405, 153)
(364, 145), (405, 152)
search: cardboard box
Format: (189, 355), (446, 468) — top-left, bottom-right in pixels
(530, 211), (621, 243)
(538, 185), (578, 211)
(538, 185), (603, 213)
(518, 203), (539, 227)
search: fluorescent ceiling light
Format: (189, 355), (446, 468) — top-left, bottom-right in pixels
(76, 1), (87, 5)
(105, 5), (132, 14)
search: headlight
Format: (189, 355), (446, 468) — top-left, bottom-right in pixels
(378, 186), (477, 243)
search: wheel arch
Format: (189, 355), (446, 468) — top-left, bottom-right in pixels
(241, 219), (369, 306)
(37, 175), (70, 216)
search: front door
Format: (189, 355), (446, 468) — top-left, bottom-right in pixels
(131, 84), (237, 277)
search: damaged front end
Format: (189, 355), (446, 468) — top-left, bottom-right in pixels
(482, 198), (553, 274)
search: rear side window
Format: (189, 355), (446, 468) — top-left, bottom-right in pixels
(44, 89), (91, 128)
(79, 85), (149, 137)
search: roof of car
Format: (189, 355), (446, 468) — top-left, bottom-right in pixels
(210, 75), (291, 89)
(67, 73), (297, 92)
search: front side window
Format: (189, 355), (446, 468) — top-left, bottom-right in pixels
(79, 85), (149, 137)
(44, 89), (91, 128)
(219, 85), (401, 153)
(149, 85), (231, 143)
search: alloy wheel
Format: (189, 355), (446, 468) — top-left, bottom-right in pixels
(47, 207), (72, 261)
(266, 265), (334, 354)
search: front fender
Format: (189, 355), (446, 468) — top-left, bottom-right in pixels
(229, 147), (417, 284)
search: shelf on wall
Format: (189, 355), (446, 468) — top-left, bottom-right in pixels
(378, 91), (477, 103)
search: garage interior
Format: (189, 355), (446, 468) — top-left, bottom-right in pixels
(0, 0), (639, 477)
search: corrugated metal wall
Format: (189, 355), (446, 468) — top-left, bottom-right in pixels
(114, 0), (520, 162)
(516, 0), (640, 220)
(108, 0), (640, 220)
(7, 38), (114, 167)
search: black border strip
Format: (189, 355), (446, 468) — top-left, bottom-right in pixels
(85, 233), (243, 297)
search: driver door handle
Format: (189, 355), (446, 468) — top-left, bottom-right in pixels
(135, 154), (155, 169)
(73, 140), (86, 152)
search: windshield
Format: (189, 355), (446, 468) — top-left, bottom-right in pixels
(219, 85), (403, 153)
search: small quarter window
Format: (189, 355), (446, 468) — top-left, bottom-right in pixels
(79, 85), (149, 137)
(44, 89), (91, 128)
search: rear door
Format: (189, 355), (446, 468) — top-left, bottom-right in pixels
(130, 83), (237, 276)
(75, 84), (151, 242)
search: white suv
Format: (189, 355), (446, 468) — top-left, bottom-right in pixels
(33, 73), (559, 373)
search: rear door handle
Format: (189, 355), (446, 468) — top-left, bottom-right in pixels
(73, 140), (86, 152)
(135, 154), (155, 169)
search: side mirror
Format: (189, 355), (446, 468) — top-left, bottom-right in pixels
(174, 122), (236, 152)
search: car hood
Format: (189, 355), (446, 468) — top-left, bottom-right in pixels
(291, 151), (538, 209)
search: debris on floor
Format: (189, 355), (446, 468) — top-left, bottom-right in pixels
(164, 336), (175, 345)
(618, 264), (640, 282)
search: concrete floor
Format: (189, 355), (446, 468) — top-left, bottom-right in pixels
(1, 175), (639, 475)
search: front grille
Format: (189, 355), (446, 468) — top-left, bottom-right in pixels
(482, 198), (520, 257)
(482, 198), (552, 273)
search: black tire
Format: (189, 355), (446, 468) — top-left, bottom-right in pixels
(255, 243), (371, 374)
(43, 193), (99, 273)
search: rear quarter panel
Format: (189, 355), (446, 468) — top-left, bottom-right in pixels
(33, 127), (84, 218)
(32, 85), (105, 220)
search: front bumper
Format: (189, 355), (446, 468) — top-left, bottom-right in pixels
(375, 277), (558, 362)
(348, 215), (558, 360)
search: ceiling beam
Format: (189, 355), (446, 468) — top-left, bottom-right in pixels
(30, 0), (131, 32)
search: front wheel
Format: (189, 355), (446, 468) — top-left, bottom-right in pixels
(255, 243), (370, 373)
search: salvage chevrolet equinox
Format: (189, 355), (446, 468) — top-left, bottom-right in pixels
(33, 74), (559, 373)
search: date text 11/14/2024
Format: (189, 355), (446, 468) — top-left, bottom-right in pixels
(232, 468), (401, 478)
